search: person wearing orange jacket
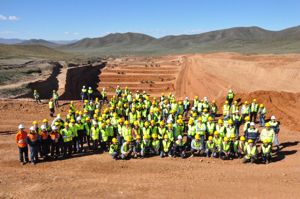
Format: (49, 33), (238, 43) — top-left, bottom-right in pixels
(27, 126), (39, 165)
(16, 124), (29, 165)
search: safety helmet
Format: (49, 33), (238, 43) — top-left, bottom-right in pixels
(144, 134), (150, 139)
(126, 136), (132, 142)
(42, 119), (48, 123)
(224, 137), (229, 142)
(86, 117), (90, 121)
(29, 126), (35, 131)
(271, 115), (276, 120)
(136, 135), (141, 139)
(144, 121), (149, 126)
(208, 136), (213, 141)
(227, 120), (233, 125)
(214, 131), (219, 136)
(112, 138), (118, 143)
(177, 135), (183, 140)
(160, 121), (165, 126)
(259, 104), (264, 108)
(64, 122), (69, 126)
(32, 121), (38, 125)
(70, 119), (75, 123)
(124, 121), (129, 125)
(248, 139), (253, 143)
(240, 136), (245, 141)
(188, 120), (194, 125)
(197, 117), (202, 122)
(263, 139), (269, 144)
(230, 134), (235, 138)
(51, 125), (58, 131)
(218, 119), (223, 124)
(164, 134), (169, 139)
(195, 134), (200, 140)
(152, 133), (158, 139)
(41, 125), (47, 131)
(167, 123), (172, 128)
(250, 122), (255, 126)
(18, 124), (25, 129)
(265, 123), (271, 127)
(245, 116), (250, 121)
(208, 117), (213, 121)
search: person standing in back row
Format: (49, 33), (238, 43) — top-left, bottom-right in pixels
(226, 89), (234, 107)
(52, 90), (59, 108)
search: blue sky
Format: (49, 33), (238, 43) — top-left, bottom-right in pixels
(0, 0), (299, 40)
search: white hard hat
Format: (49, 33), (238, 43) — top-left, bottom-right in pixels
(57, 115), (61, 119)
(235, 110), (239, 113)
(29, 126), (35, 131)
(250, 122), (255, 126)
(89, 87), (91, 89)
(18, 124), (24, 129)
(102, 88), (105, 91)
(177, 135), (183, 140)
(41, 125), (46, 130)
(83, 85), (85, 88)
(76, 116), (82, 121)
(204, 96), (208, 101)
(229, 89), (232, 92)
(93, 121), (98, 125)
(185, 96), (189, 99)
(51, 126), (57, 131)
(271, 115), (276, 120)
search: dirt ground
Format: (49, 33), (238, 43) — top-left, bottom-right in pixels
(1, 53), (300, 198)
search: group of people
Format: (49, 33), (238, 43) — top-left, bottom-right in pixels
(16, 87), (280, 165)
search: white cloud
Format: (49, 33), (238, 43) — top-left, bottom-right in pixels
(64, 31), (80, 35)
(0, 14), (20, 21)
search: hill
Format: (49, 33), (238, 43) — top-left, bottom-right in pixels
(0, 44), (72, 59)
(60, 26), (300, 55)
(19, 39), (59, 48)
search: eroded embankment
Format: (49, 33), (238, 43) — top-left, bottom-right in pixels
(59, 62), (105, 100)
(18, 62), (63, 99)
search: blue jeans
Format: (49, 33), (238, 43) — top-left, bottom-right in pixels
(259, 114), (265, 126)
(29, 146), (38, 163)
(200, 135), (205, 150)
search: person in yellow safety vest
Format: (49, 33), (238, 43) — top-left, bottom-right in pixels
(173, 135), (188, 158)
(206, 117), (215, 136)
(133, 135), (142, 158)
(150, 120), (158, 136)
(205, 136), (216, 158)
(61, 123), (73, 158)
(83, 117), (92, 149)
(69, 118), (78, 153)
(76, 117), (85, 152)
(213, 131), (222, 157)
(117, 118), (124, 143)
(106, 119), (114, 140)
(229, 134), (239, 158)
(122, 121), (132, 143)
(269, 115), (280, 151)
(258, 104), (267, 127)
(49, 99), (55, 117)
(201, 109), (210, 123)
(221, 137), (231, 160)
(160, 134), (173, 158)
(81, 86), (87, 102)
(141, 134), (151, 157)
(183, 97), (190, 117)
(151, 133), (160, 155)
(238, 136), (247, 158)
(243, 116), (251, 134)
(109, 138), (119, 160)
(197, 99), (204, 114)
(216, 119), (226, 138)
(177, 101), (184, 115)
(195, 117), (206, 149)
(243, 139), (257, 163)
(158, 121), (166, 140)
(166, 123), (174, 142)
(261, 139), (272, 164)
(121, 136), (133, 160)
(132, 121), (141, 140)
(210, 100), (218, 120)
(190, 134), (203, 157)
(222, 101), (230, 119)
(101, 123), (110, 151)
(193, 96), (199, 109)
(142, 121), (151, 138)
(101, 88), (108, 104)
(241, 101), (250, 121)
(91, 121), (100, 151)
(250, 99), (259, 123)
(225, 120), (235, 138)
(87, 87), (93, 101)
(129, 108), (137, 124)
(260, 123), (275, 146)
(226, 89), (235, 106)
(231, 110), (242, 137)
(187, 119), (196, 142)
(230, 100), (239, 115)
(174, 119), (183, 140)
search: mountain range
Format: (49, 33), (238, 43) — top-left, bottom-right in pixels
(1, 25), (300, 55)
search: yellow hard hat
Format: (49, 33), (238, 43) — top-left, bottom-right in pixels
(265, 123), (271, 127)
(208, 117), (213, 121)
(42, 119), (48, 123)
(144, 134), (150, 139)
(32, 121), (38, 125)
(124, 120), (129, 125)
(192, 113), (197, 117)
(64, 122), (69, 126)
(70, 119), (75, 123)
(244, 101), (248, 104)
(245, 116), (250, 121)
(214, 131), (219, 135)
(228, 119), (233, 125)
(112, 138), (118, 143)
(253, 99), (257, 102)
(118, 118), (123, 123)
(195, 134), (200, 140)
(263, 139), (269, 144)
(167, 123), (172, 128)
(230, 134), (236, 138)
(150, 120), (155, 124)
(188, 119), (194, 125)
(225, 100), (228, 104)
(86, 117), (90, 121)
(224, 137), (229, 142)
(164, 134), (169, 139)
(248, 139), (253, 143)
(144, 121), (149, 126)
(133, 121), (139, 126)
(240, 136), (246, 141)
(106, 119), (111, 124)
(218, 119), (223, 124)
(178, 115), (183, 119)
(84, 109), (88, 113)
(136, 135), (141, 139)
(152, 133), (158, 139)
(203, 109), (208, 112)
(208, 136), (213, 141)
(126, 136), (132, 142)
(160, 121), (165, 126)
(197, 117), (202, 121)
(259, 104), (264, 108)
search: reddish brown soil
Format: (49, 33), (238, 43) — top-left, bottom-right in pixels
(1, 53), (300, 198)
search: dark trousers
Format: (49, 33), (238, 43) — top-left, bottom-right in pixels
(250, 112), (257, 123)
(18, 146), (29, 163)
(50, 142), (60, 157)
(40, 140), (50, 158)
(50, 108), (55, 117)
(63, 141), (72, 157)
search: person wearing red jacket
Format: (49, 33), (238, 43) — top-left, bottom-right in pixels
(16, 124), (29, 165)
